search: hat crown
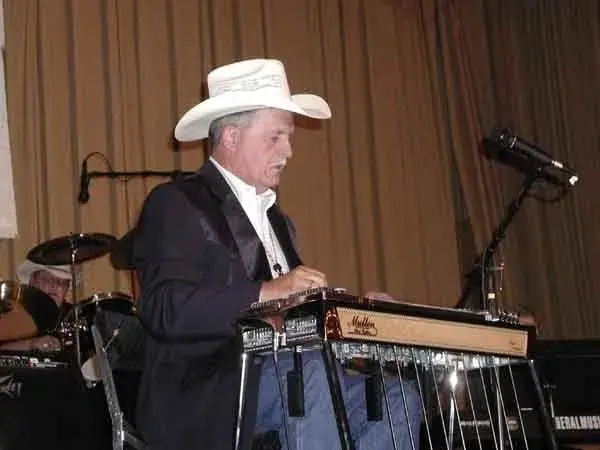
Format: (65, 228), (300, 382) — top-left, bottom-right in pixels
(174, 58), (331, 142)
(207, 59), (291, 99)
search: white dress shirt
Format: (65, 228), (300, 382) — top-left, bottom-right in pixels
(210, 157), (290, 278)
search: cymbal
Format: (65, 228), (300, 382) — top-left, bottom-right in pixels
(27, 233), (117, 266)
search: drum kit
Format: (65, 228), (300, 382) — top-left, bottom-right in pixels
(0, 231), (138, 383)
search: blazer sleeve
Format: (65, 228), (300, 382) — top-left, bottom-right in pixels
(134, 183), (262, 342)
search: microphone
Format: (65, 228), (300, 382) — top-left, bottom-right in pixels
(77, 159), (90, 204)
(488, 128), (579, 186)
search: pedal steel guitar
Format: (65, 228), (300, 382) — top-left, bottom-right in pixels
(235, 288), (556, 450)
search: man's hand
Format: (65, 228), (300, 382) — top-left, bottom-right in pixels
(31, 335), (62, 352)
(0, 334), (62, 352)
(259, 265), (327, 302)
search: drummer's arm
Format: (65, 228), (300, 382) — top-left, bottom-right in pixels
(0, 335), (61, 351)
(0, 338), (36, 350)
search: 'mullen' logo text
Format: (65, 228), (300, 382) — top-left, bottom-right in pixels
(348, 315), (378, 337)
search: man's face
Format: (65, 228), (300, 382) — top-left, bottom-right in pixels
(227, 108), (294, 193)
(30, 270), (70, 306)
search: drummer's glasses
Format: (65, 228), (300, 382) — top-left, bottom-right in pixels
(32, 272), (71, 289)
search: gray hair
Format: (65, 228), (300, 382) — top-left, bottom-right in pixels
(208, 110), (259, 147)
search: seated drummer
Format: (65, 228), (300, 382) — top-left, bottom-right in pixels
(0, 259), (71, 351)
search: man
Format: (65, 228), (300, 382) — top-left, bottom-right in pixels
(0, 258), (113, 450)
(134, 58), (421, 450)
(17, 259), (72, 307)
(0, 259), (71, 351)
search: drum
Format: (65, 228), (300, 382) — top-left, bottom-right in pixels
(76, 291), (136, 319)
(58, 291), (135, 347)
(0, 280), (59, 342)
(64, 291), (138, 383)
(58, 291), (137, 381)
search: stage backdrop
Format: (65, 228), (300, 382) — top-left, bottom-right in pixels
(0, 0), (599, 339)
(0, 1), (18, 239)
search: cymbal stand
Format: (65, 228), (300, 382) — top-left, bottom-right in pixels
(69, 233), (82, 367)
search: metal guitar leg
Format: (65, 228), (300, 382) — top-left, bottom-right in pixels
(528, 359), (558, 450)
(235, 352), (251, 450)
(321, 342), (355, 450)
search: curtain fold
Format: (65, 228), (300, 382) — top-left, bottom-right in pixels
(2, 0), (598, 337)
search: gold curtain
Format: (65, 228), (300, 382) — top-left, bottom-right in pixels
(2, 0), (599, 338)
(435, 0), (600, 337)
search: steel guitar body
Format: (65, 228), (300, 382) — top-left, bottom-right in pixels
(238, 288), (536, 360)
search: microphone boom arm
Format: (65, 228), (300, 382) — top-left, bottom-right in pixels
(78, 168), (196, 204)
(455, 167), (543, 310)
(88, 169), (195, 179)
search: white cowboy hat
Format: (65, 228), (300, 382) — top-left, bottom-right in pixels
(16, 259), (72, 284)
(174, 58), (332, 142)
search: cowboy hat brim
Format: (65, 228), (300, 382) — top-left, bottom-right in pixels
(174, 91), (331, 142)
(16, 260), (72, 284)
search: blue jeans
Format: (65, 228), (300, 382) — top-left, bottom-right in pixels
(255, 351), (423, 450)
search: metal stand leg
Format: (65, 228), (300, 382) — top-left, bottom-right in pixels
(235, 352), (251, 450)
(448, 397), (456, 449)
(496, 387), (505, 450)
(321, 342), (355, 450)
(528, 360), (558, 450)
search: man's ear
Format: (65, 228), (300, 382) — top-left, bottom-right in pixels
(221, 125), (239, 151)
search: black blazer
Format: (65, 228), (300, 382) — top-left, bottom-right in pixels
(134, 160), (301, 450)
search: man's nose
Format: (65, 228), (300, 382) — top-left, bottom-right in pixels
(280, 139), (293, 158)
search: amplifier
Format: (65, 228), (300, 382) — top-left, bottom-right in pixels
(535, 339), (600, 444)
(0, 359), (139, 450)
(0, 349), (71, 370)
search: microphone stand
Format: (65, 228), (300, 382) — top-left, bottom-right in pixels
(455, 166), (560, 450)
(455, 167), (544, 312)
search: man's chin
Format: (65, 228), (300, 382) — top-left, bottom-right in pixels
(268, 174), (282, 188)
(258, 180), (280, 192)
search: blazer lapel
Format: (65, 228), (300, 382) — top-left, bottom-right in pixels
(220, 194), (272, 281)
(193, 161), (271, 281)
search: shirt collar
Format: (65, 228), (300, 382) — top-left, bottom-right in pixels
(210, 157), (277, 209)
